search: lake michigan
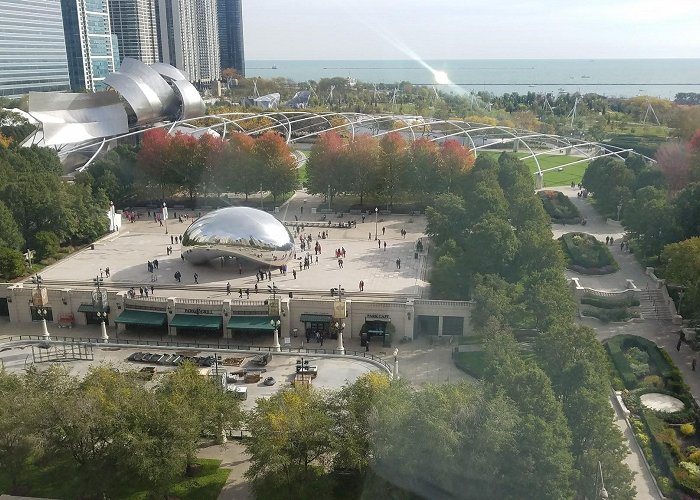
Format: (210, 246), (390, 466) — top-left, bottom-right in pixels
(246, 59), (700, 99)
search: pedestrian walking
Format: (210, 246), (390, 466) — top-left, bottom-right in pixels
(293, 269), (297, 279)
(139, 287), (144, 297)
(677, 339), (683, 351)
(396, 258), (401, 269)
(246, 288), (250, 298)
(171, 235), (174, 244)
(384, 241), (387, 251)
(150, 285), (154, 294)
(239, 264), (242, 275)
(239, 288), (243, 298)
(105, 267), (110, 277)
(193, 273), (198, 284)
(378, 239), (381, 248)
(693, 357), (697, 372)
(605, 236), (610, 245)
(226, 282), (231, 295)
(144, 288), (149, 297)
(382, 226), (385, 235)
(610, 236), (614, 245)
(369, 232), (372, 240)
(254, 283), (258, 293)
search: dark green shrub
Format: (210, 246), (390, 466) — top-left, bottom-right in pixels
(580, 295), (640, 309)
(606, 338), (637, 389)
(33, 230), (60, 260)
(560, 232), (618, 273)
(582, 307), (637, 322)
(0, 246), (25, 279)
(538, 190), (581, 223)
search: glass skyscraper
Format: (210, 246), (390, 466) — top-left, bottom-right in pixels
(0, 0), (71, 98)
(109, 0), (160, 65)
(61, 0), (117, 92)
(217, 0), (244, 76)
(157, 0), (219, 83)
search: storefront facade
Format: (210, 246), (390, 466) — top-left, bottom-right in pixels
(0, 284), (474, 341)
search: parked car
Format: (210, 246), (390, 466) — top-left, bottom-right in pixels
(160, 355), (174, 365)
(128, 352), (143, 361)
(264, 376), (276, 386)
(170, 355), (182, 365)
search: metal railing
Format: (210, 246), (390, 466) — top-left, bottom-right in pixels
(1, 334), (392, 372)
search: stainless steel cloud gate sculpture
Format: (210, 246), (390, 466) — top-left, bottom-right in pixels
(181, 207), (295, 266)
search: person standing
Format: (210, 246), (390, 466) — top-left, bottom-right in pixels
(193, 273), (198, 284)
(378, 239), (381, 249)
(382, 226), (385, 235)
(150, 285), (154, 294)
(293, 269), (297, 279)
(384, 241), (387, 251)
(693, 357), (697, 372)
(226, 282), (231, 295)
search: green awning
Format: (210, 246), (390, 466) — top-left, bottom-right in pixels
(227, 315), (278, 331)
(114, 309), (167, 326)
(78, 304), (110, 313)
(170, 314), (222, 330)
(300, 314), (332, 323)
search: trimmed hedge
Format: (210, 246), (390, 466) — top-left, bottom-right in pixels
(560, 232), (618, 274)
(581, 295), (640, 309)
(538, 190), (581, 223)
(581, 307), (638, 323)
(605, 335), (673, 389)
(453, 351), (486, 379)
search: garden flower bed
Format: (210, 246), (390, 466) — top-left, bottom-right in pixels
(538, 190), (581, 224)
(560, 232), (618, 274)
(606, 335), (700, 497)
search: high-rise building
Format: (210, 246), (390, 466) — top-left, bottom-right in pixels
(217, 0), (244, 76)
(157, 0), (219, 83)
(109, 0), (160, 65)
(61, 0), (118, 92)
(0, 0), (71, 98)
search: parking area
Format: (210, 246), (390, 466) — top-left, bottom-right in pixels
(0, 343), (377, 407)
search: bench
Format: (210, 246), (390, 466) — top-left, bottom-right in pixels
(58, 313), (74, 328)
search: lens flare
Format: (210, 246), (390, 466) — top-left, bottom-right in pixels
(433, 70), (451, 85)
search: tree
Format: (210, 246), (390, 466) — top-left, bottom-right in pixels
(169, 132), (200, 202)
(331, 372), (391, 474)
(33, 230), (60, 260)
(425, 193), (467, 246)
(0, 246), (26, 279)
(224, 132), (258, 199)
(672, 183), (700, 240)
(464, 214), (519, 277)
(471, 273), (529, 331)
(0, 369), (41, 489)
(252, 132), (298, 203)
(137, 128), (175, 199)
(378, 132), (408, 206)
(582, 157), (636, 216)
(622, 186), (678, 257)
(245, 386), (336, 499)
(536, 325), (636, 499)
(439, 139), (474, 192)
(345, 134), (380, 206)
(305, 131), (345, 200)
(0, 200), (23, 249)
(521, 268), (576, 331)
(406, 138), (442, 196)
(656, 141), (691, 191)
(662, 237), (700, 317)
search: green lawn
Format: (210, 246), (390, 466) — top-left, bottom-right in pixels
(481, 151), (589, 187)
(453, 351), (487, 378)
(0, 458), (230, 500)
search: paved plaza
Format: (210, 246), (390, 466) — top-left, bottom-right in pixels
(36, 190), (428, 300)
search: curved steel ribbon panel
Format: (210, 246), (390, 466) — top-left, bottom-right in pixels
(172, 79), (206, 119)
(27, 92), (128, 146)
(181, 207), (294, 266)
(150, 62), (189, 82)
(117, 58), (178, 117)
(104, 72), (162, 124)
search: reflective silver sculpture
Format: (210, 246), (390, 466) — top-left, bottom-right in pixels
(181, 207), (295, 266)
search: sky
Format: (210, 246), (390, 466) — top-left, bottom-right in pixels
(243, 0), (700, 60)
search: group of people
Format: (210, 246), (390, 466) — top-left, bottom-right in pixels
(127, 285), (154, 298)
(170, 235), (183, 244)
(604, 236), (616, 246)
(147, 260), (159, 273)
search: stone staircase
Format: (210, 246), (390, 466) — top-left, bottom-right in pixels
(638, 288), (674, 321)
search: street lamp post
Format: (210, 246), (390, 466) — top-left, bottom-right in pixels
(598, 461), (608, 499)
(109, 201), (116, 232)
(374, 207), (378, 240)
(162, 202), (169, 235)
(31, 274), (49, 339)
(328, 184), (331, 211)
(270, 319), (281, 352)
(393, 348), (400, 380)
(260, 184), (264, 208)
(335, 321), (345, 354)
(93, 276), (108, 342)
